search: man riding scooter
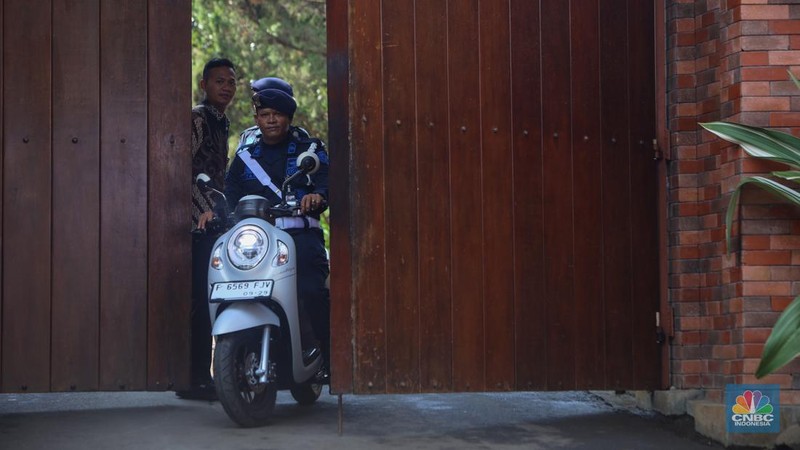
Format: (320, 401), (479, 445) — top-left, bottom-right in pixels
(224, 77), (331, 371)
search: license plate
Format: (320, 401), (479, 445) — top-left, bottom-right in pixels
(210, 280), (274, 302)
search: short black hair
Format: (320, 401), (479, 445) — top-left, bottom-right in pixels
(202, 58), (235, 81)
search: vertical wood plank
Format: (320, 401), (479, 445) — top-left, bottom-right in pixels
(510, 0), (546, 391)
(541, 0), (576, 390)
(147, 0), (191, 390)
(655, 0), (671, 390)
(1, 0), (52, 393)
(51, 0), (101, 391)
(449, 0), (485, 392)
(600, 0), (634, 389)
(570, 0), (606, 389)
(628, 0), (660, 389)
(351, 0), (387, 393)
(100, 0), (148, 391)
(327, 0), (354, 394)
(382, 0), (420, 393)
(415, 0), (453, 392)
(480, 0), (515, 391)
(0, 0), (5, 383)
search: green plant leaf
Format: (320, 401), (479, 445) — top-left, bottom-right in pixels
(757, 295), (800, 378)
(772, 170), (800, 181)
(700, 122), (800, 168)
(725, 176), (800, 253)
(790, 69), (800, 91)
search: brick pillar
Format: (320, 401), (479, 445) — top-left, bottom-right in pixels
(667, 0), (800, 404)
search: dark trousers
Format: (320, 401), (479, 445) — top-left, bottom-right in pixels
(191, 233), (215, 385)
(287, 228), (331, 363)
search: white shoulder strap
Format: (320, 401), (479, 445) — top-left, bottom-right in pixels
(238, 149), (282, 198)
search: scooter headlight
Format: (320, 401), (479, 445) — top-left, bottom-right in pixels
(227, 225), (269, 270)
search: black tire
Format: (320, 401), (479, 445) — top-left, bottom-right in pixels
(213, 329), (277, 427)
(290, 382), (322, 406)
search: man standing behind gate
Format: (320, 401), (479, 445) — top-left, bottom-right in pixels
(179, 57), (237, 400)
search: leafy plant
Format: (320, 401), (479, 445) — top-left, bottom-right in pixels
(700, 71), (800, 378)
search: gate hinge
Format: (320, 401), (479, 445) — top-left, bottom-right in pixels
(652, 138), (663, 161)
(655, 312), (666, 345)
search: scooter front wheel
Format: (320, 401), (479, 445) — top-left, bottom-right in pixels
(214, 328), (276, 427)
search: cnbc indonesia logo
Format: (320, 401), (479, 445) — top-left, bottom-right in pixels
(730, 389), (775, 430)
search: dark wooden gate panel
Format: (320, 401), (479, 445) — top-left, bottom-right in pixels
(147, 0), (192, 391)
(599, 0), (634, 389)
(415, 0), (453, 392)
(99, 0), (149, 391)
(2, 0), (53, 393)
(629, 0), (661, 390)
(448, 0), (484, 393)
(541, 0), (576, 390)
(0, 1), (189, 393)
(51, 0), (101, 391)
(330, 0), (662, 394)
(383, 0), (419, 393)
(570, 0), (605, 389)
(0, 0), (4, 387)
(349, 0), (387, 393)
(510, 0), (546, 391)
(481, 0), (515, 392)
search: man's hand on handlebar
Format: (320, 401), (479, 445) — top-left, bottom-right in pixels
(301, 193), (325, 214)
(197, 211), (214, 230)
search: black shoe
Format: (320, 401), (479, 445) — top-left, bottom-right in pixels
(302, 346), (320, 366)
(176, 381), (217, 401)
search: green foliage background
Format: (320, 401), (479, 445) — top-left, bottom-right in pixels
(192, 0), (328, 152)
(192, 0), (330, 246)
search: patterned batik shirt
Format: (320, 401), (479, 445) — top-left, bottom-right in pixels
(191, 101), (230, 229)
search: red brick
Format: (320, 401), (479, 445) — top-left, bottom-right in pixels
(681, 360), (707, 373)
(741, 66), (795, 81)
(771, 296), (794, 312)
(742, 235), (771, 250)
(740, 5), (790, 20)
(742, 327), (772, 343)
(741, 250), (792, 265)
(742, 343), (764, 358)
(741, 51), (770, 66)
(740, 311), (781, 327)
(771, 20), (800, 34)
(770, 50), (800, 65)
(740, 96), (791, 111)
(713, 345), (738, 360)
(741, 266), (771, 280)
(770, 112), (800, 127)
(741, 35), (789, 51)
(740, 81), (771, 96)
(769, 267), (800, 280)
(679, 316), (702, 331)
(677, 230), (710, 245)
(771, 235), (800, 249)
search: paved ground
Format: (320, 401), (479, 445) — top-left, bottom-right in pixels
(0, 390), (727, 449)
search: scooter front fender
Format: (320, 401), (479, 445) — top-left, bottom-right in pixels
(212, 302), (280, 336)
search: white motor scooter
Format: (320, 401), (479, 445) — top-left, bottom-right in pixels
(196, 150), (326, 427)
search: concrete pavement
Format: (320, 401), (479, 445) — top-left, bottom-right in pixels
(0, 390), (728, 449)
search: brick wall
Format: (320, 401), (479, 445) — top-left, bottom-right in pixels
(667, 0), (800, 404)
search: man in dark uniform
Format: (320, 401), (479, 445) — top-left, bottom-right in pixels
(180, 57), (237, 400)
(225, 77), (330, 369)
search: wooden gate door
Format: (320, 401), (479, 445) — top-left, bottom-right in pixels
(328, 0), (661, 393)
(0, 0), (190, 393)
